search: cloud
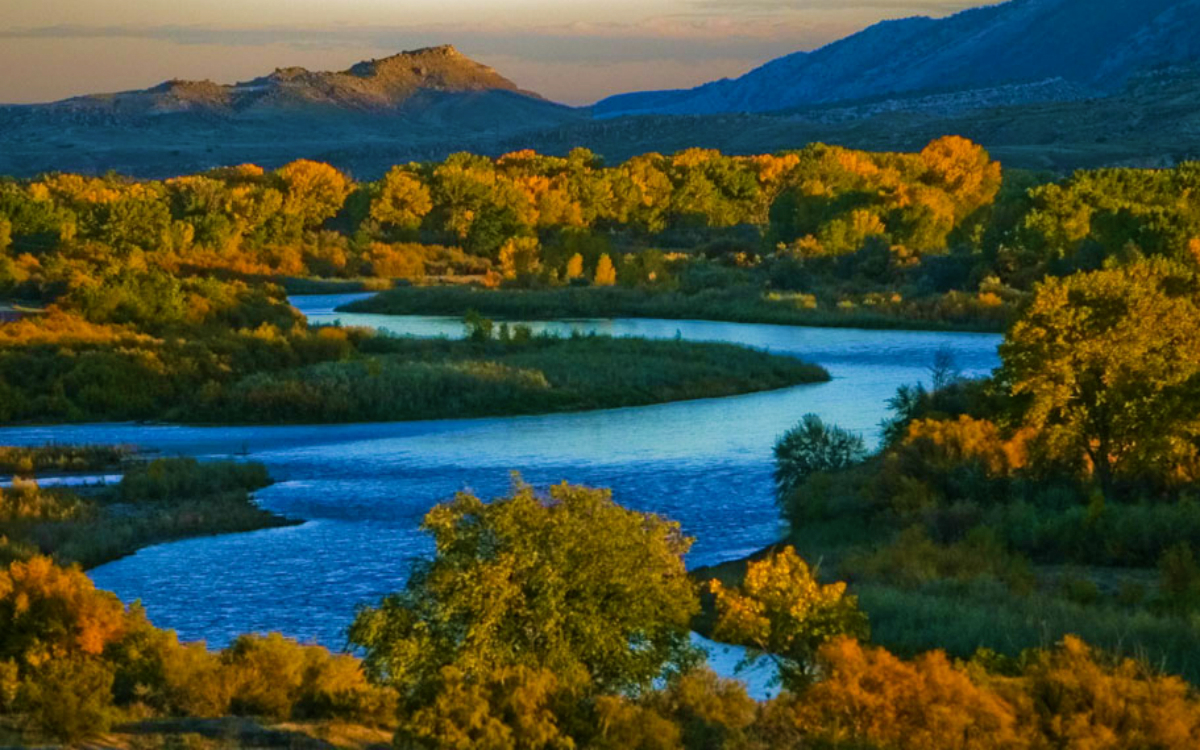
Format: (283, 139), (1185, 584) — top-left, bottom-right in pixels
(0, 20), (831, 66)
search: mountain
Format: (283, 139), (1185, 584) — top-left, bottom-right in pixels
(36, 45), (555, 118)
(593, 0), (1200, 117)
(0, 46), (583, 178)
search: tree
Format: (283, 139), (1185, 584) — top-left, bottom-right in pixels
(999, 259), (1200, 491)
(371, 167), (433, 231)
(565, 253), (584, 280)
(708, 547), (867, 690)
(498, 236), (542, 281)
(275, 160), (350, 228)
(773, 414), (867, 501)
(594, 253), (617, 286)
(0, 556), (129, 666)
(348, 480), (700, 705)
(18, 656), (117, 743)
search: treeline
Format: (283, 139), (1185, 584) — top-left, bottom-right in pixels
(763, 255), (1200, 682)
(8, 481), (1200, 747)
(3, 142), (1200, 422)
(3, 141), (1198, 305)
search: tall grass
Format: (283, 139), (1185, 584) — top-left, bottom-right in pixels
(187, 334), (830, 424)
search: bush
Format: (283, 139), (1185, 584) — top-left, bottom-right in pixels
(774, 415), (867, 506)
(18, 656), (117, 743)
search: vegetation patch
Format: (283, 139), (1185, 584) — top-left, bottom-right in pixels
(188, 327), (830, 424)
(0, 449), (292, 569)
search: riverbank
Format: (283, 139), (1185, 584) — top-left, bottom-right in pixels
(0, 454), (295, 569)
(340, 286), (1012, 333)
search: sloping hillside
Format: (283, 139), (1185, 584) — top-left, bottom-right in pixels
(594, 0), (1200, 117)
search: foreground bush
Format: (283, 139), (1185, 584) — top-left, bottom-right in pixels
(0, 556), (393, 743)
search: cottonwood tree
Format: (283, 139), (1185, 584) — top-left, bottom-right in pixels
(349, 480), (700, 707)
(1000, 259), (1200, 492)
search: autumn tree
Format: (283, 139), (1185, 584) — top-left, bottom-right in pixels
(565, 253), (584, 280)
(275, 160), (350, 228)
(1017, 636), (1200, 749)
(349, 480), (700, 707)
(708, 546), (867, 690)
(793, 637), (1027, 750)
(594, 253), (617, 286)
(498, 236), (542, 281)
(0, 556), (129, 666)
(371, 166), (433, 232)
(999, 259), (1200, 491)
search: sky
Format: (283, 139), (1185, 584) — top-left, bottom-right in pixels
(0, 0), (993, 106)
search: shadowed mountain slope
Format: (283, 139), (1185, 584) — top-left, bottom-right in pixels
(594, 0), (1200, 117)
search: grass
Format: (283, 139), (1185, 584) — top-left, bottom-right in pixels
(185, 333), (831, 424)
(0, 444), (137, 475)
(341, 285), (1009, 332)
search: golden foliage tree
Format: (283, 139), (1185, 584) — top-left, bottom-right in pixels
(275, 160), (350, 227)
(371, 167), (433, 231)
(793, 637), (1027, 750)
(349, 481), (700, 702)
(709, 546), (867, 689)
(1000, 259), (1200, 490)
(498, 236), (542, 281)
(594, 253), (617, 286)
(565, 253), (585, 280)
(0, 556), (129, 666)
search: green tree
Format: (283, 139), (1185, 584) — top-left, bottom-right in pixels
(773, 414), (867, 501)
(999, 259), (1200, 491)
(348, 480), (700, 706)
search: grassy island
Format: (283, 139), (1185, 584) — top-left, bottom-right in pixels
(188, 328), (830, 424)
(0, 448), (292, 569)
(340, 285), (1010, 332)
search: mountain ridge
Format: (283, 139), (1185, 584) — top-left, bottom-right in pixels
(593, 0), (1200, 117)
(21, 45), (555, 118)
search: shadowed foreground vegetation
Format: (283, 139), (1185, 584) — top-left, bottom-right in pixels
(3, 480), (1199, 748)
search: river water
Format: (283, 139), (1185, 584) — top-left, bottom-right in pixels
(0, 293), (1001, 694)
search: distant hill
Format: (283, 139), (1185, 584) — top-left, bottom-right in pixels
(593, 0), (1200, 117)
(42, 45), (552, 117)
(0, 46), (584, 178)
(4, 7), (1200, 180)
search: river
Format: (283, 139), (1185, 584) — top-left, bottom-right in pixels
(0, 293), (1002, 695)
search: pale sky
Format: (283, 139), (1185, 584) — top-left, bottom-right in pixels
(0, 0), (992, 105)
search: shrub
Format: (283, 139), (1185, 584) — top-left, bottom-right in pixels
(18, 656), (117, 743)
(774, 415), (866, 503)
